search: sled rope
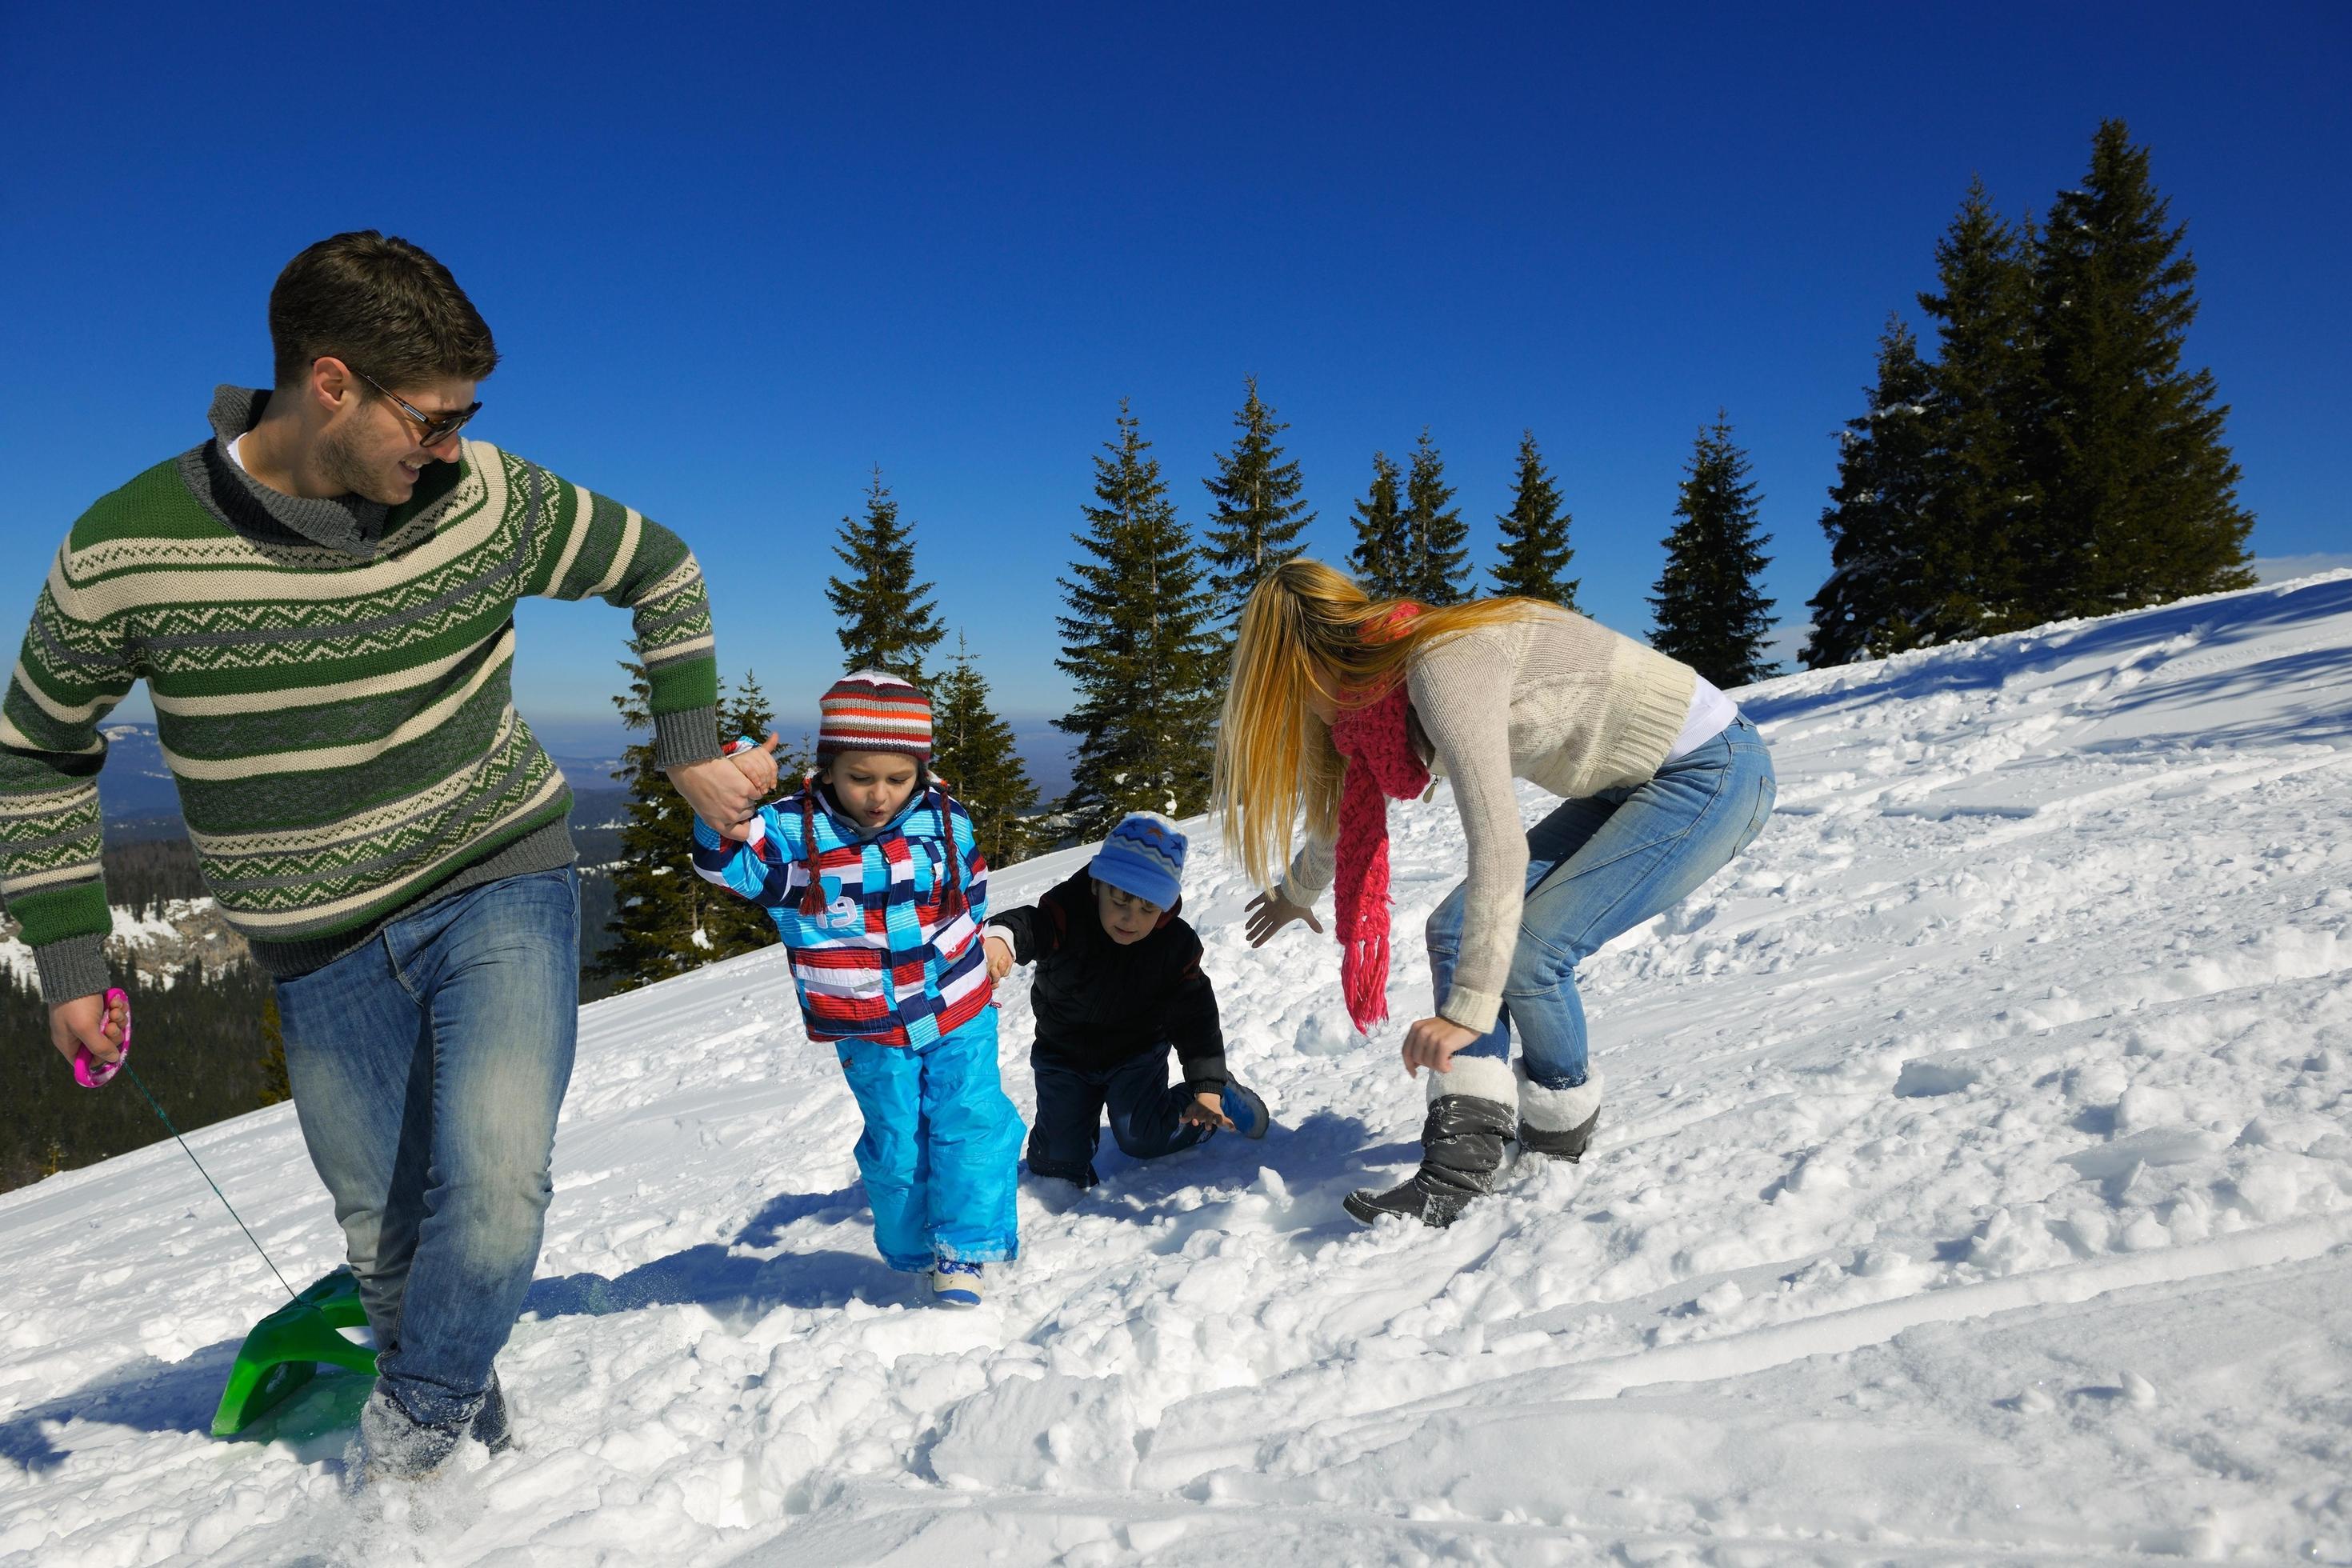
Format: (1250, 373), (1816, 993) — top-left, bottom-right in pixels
(122, 1063), (301, 1304)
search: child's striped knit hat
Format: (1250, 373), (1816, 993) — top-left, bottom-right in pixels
(816, 670), (933, 764)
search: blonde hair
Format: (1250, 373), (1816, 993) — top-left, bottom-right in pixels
(1211, 558), (1552, 889)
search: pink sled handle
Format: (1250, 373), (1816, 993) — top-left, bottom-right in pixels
(73, 986), (133, 1089)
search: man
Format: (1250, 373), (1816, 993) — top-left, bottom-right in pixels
(0, 232), (773, 1479)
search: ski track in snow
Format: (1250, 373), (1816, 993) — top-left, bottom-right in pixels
(4, 573), (2350, 1566)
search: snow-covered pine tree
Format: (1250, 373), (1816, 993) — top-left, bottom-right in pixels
(590, 662), (770, 994)
(825, 467), (946, 682)
(1054, 402), (1220, 842)
(1490, 429), (1581, 608)
(1399, 428), (1470, 605)
(931, 633), (1038, 869)
(1202, 378), (1315, 654)
(2027, 119), (2254, 622)
(1802, 317), (1938, 667)
(1347, 451), (1410, 599)
(1918, 176), (2042, 636)
(1651, 414), (1778, 688)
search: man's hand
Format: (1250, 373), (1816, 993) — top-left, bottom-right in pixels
(49, 991), (128, 1069)
(1243, 889), (1323, 947)
(983, 934), (1014, 980)
(724, 731), (783, 795)
(1399, 1016), (1480, 1078)
(670, 744), (774, 842)
(1178, 1089), (1234, 1131)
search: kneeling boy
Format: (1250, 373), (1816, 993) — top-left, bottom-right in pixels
(983, 814), (1268, 1187)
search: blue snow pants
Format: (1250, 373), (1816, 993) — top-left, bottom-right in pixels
(836, 1010), (1025, 1272)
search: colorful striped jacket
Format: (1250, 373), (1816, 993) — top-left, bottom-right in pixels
(690, 781), (993, 1047)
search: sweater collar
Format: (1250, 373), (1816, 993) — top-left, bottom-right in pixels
(178, 385), (418, 558)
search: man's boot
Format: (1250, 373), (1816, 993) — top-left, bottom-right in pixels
(471, 1366), (514, 1455)
(1345, 1057), (1518, 1229)
(357, 1385), (464, 1485)
(1515, 1063), (1603, 1162)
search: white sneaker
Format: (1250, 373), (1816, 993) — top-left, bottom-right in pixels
(930, 1259), (984, 1307)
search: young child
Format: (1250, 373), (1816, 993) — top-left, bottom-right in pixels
(692, 671), (1023, 1306)
(982, 813), (1269, 1189)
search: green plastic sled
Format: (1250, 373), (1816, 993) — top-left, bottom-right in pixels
(210, 1269), (379, 1438)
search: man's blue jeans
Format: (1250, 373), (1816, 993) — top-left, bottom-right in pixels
(1426, 717), (1776, 1090)
(274, 867), (578, 1430)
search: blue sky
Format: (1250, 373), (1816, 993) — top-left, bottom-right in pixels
(5, 4), (2345, 767)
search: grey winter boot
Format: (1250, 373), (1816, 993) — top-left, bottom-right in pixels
(1345, 1057), (1518, 1229)
(1515, 1064), (1603, 1162)
(357, 1386), (464, 1484)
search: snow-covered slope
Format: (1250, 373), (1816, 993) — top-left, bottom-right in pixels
(4, 574), (2350, 1566)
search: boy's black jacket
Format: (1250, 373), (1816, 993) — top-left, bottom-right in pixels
(989, 866), (1226, 1090)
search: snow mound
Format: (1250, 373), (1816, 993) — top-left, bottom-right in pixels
(4, 572), (2350, 1565)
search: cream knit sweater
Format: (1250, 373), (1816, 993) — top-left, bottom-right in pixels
(1280, 606), (1696, 1033)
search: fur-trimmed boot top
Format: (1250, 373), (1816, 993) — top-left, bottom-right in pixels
(1515, 1062), (1602, 1162)
(1344, 1055), (1518, 1229)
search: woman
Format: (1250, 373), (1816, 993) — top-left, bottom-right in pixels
(1215, 560), (1775, 1227)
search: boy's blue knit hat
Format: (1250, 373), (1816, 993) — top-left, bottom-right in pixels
(1090, 812), (1186, 909)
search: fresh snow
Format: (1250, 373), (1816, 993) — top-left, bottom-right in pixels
(4, 573), (2350, 1566)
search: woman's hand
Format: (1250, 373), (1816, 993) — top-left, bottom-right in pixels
(1244, 890), (1323, 947)
(983, 934), (1014, 980)
(1399, 1016), (1481, 1078)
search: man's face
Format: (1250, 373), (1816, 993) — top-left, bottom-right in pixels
(1094, 879), (1164, 945)
(318, 371), (477, 505)
(826, 751), (922, 830)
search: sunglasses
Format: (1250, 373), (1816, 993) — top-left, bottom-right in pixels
(348, 365), (482, 446)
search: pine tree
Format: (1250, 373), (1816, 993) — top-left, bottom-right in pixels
(1347, 451), (1410, 599)
(2028, 119), (2254, 621)
(1202, 378), (1315, 649)
(1399, 429), (1471, 605)
(705, 669), (783, 954)
(1490, 430), (1581, 607)
(589, 661), (769, 994)
(1802, 318), (1939, 667)
(1054, 402), (1221, 842)
(718, 667), (775, 747)
(1651, 414), (1778, 687)
(826, 468), (946, 682)
(931, 633), (1037, 869)
(1918, 176), (2042, 634)
(257, 990), (290, 1107)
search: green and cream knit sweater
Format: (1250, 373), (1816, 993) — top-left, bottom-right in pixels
(2, 387), (721, 1005)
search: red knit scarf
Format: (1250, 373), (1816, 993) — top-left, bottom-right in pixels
(1326, 666), (1429, 1034)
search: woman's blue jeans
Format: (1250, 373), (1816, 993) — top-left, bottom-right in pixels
(1426, 717), (1775, 1090)
(273, 867), (579, 1430)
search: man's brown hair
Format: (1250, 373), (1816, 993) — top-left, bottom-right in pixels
(269, 231), (499, 391)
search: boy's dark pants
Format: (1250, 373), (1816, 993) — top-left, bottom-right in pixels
(1026, 1049), (1209, 1188)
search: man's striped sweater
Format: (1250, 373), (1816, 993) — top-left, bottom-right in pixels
(0, 387), (721, 1005)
